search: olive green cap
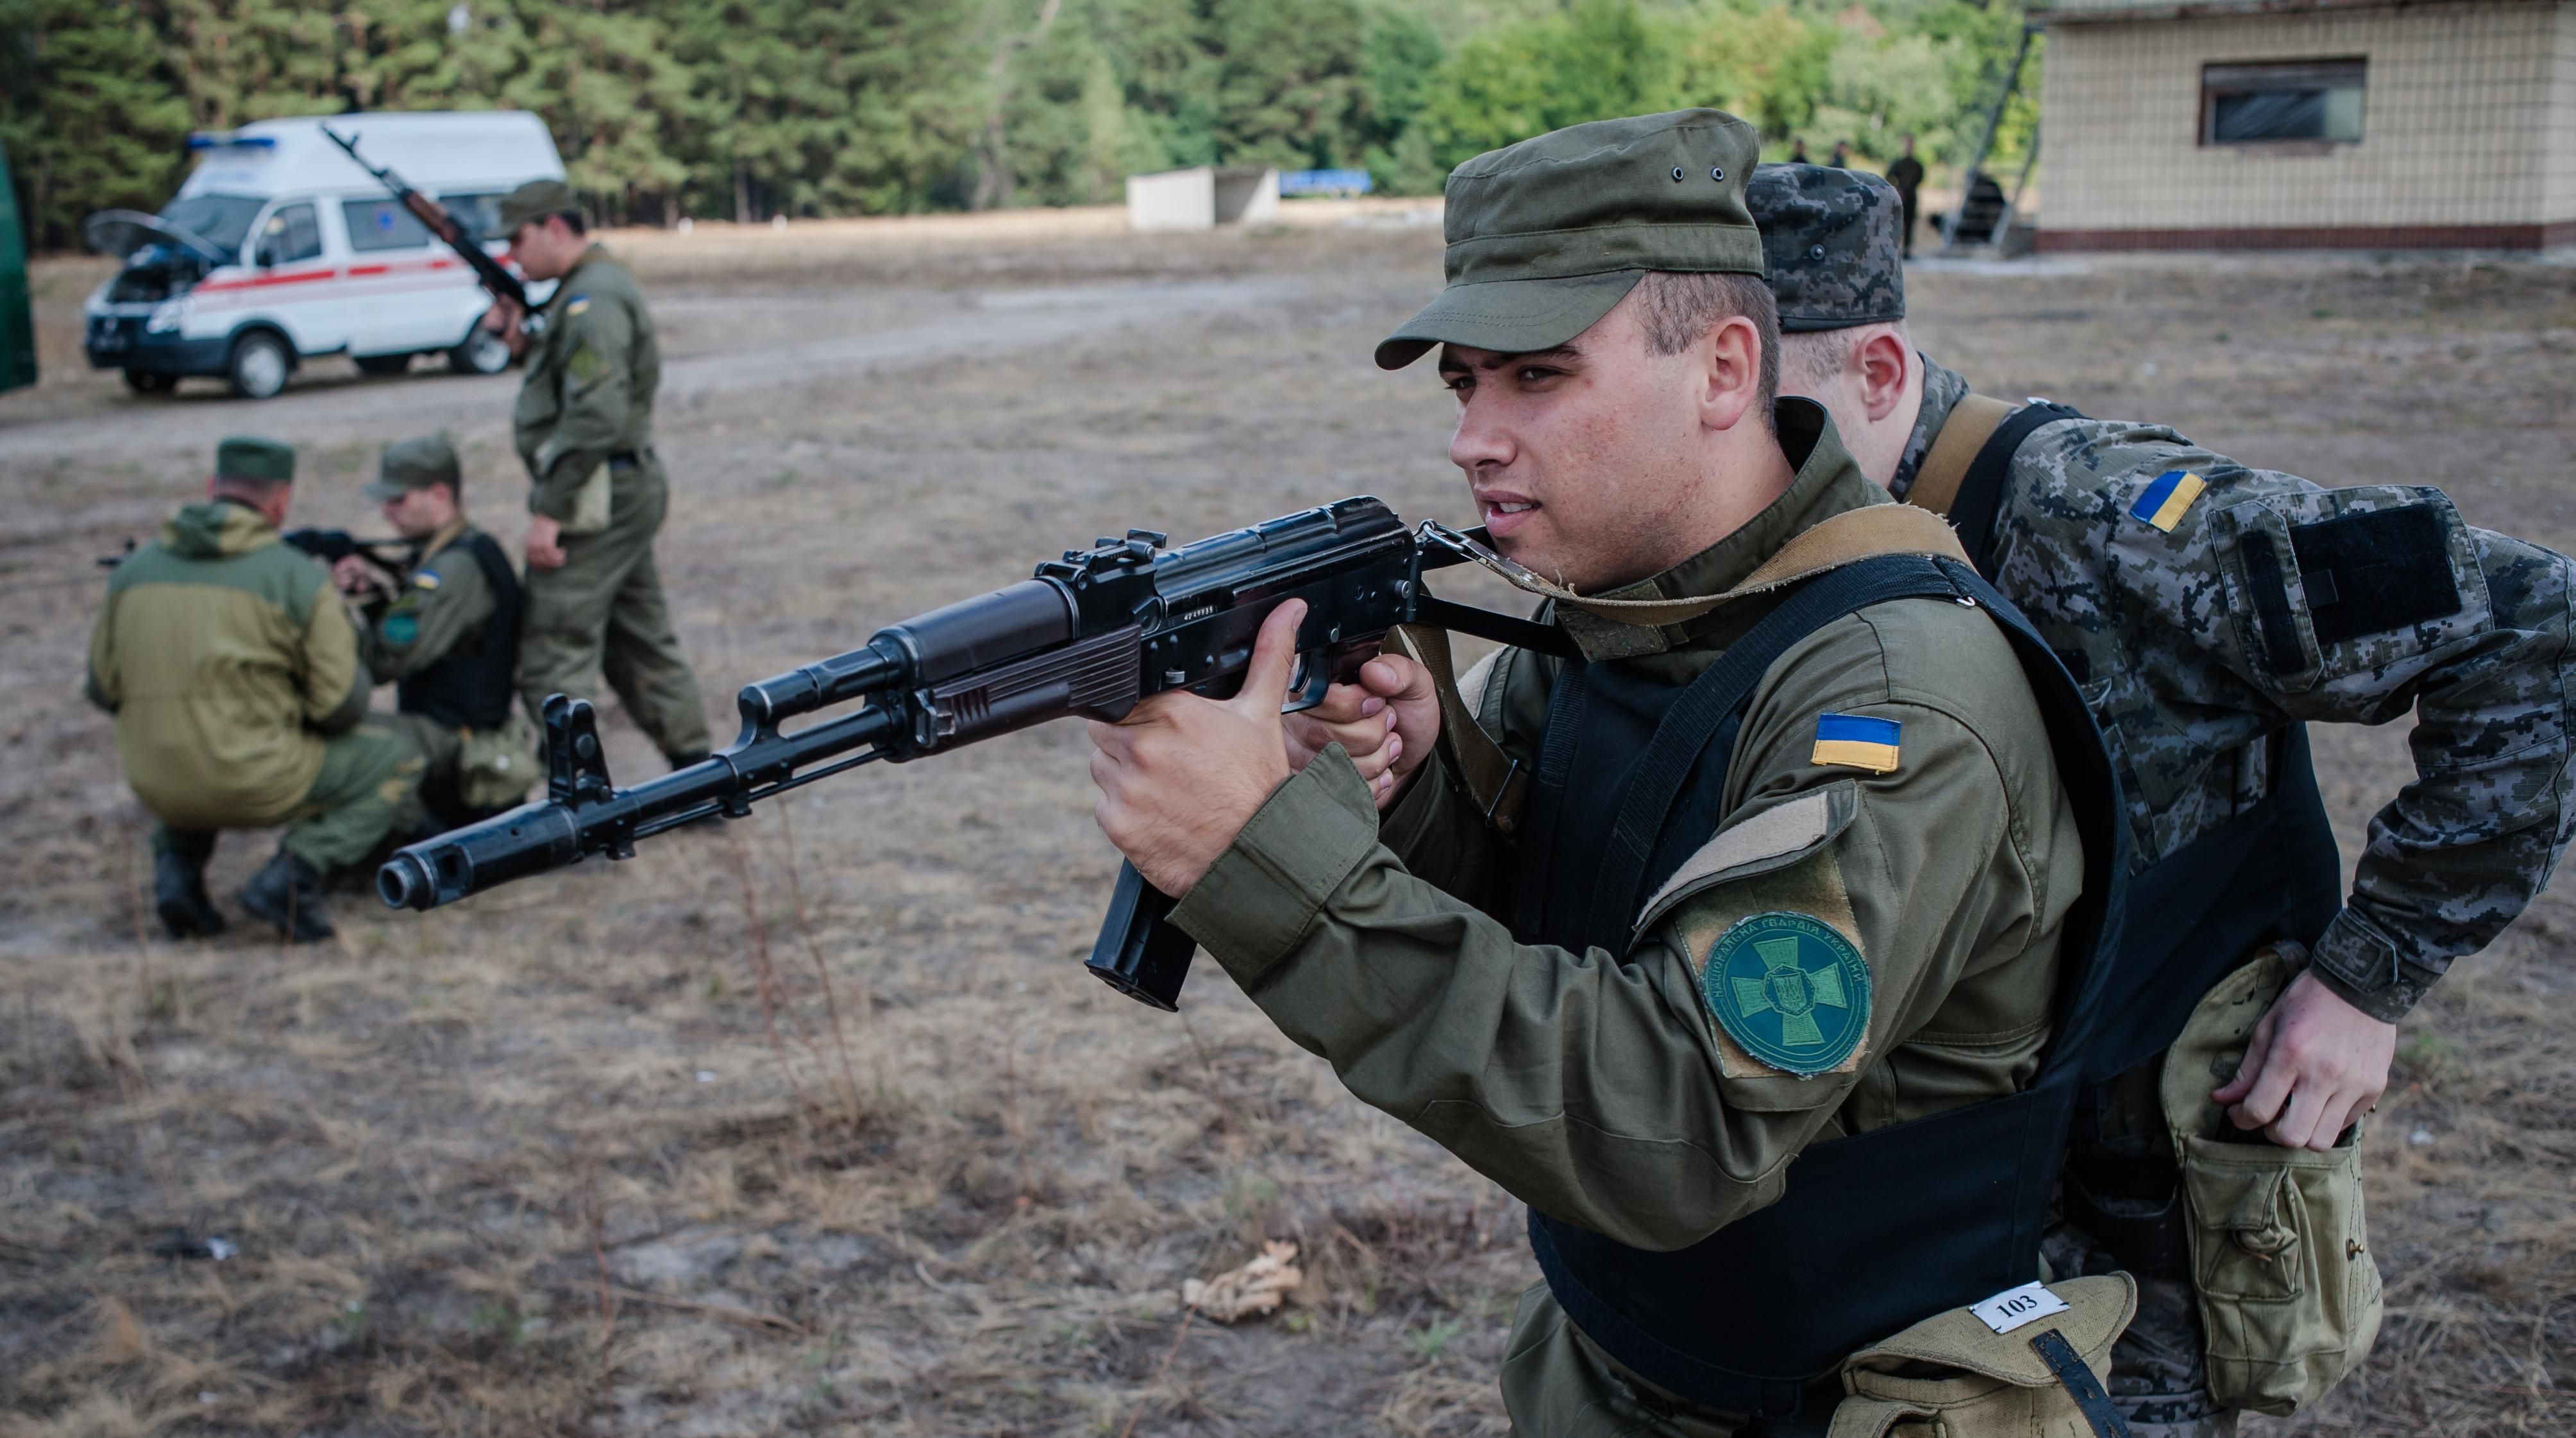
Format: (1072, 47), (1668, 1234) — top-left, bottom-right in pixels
(214, 435), (294, 484)
(497, 178), (580, 235)
(1375, 108), (1766, 371)
(1746, 163), (1907, 333)
(365, 434), (460, 501)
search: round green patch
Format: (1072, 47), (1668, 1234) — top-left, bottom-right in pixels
(1701, 912), (1871, 1076)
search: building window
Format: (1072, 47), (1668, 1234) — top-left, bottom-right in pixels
(2203, 59), (2366, 145)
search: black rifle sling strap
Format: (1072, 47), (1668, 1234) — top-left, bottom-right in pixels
(1421, 505), (1973, 833)
(2028, 1327), (2137, 1438)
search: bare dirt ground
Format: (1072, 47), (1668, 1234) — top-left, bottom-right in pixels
(2, 212), (2570, 1437)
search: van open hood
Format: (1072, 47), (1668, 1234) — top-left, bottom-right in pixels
(82, 210), (232, 265)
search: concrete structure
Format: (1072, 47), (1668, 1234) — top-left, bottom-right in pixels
(1124, 165), (1281, 231)
(2035, 0), (2576, 250)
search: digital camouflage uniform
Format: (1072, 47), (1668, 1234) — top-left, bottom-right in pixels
(1751, 162), (2576, 1436)
(503, 181), (709, 762)
(1173, 113), (2094, 1437)
(353, 437), (530, 835)
(87, 438), (423, 940)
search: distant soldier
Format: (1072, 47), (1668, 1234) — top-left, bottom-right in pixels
(336, 435), (533, 836)
(87, 436), (423, 942)
(1752, 163), (2576, 1437)
(1883, 135), (1925, 257)
(480, 179), (711, 767)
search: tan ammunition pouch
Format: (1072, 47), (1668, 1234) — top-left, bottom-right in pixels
(1415, 505), (1973, 832)
(558, 462), (614, 536)
(457, 710), (541, 812)
(2162, 948), (2384, 1416)
(1826, 1275), (2137, 1437)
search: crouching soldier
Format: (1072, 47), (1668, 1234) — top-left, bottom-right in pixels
(88, 436), (423, 942)
(337, 435), (534, 837)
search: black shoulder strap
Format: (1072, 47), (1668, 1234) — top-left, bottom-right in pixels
(1584, 552), (2127, 1080)
(1950, 401), (2085, 573)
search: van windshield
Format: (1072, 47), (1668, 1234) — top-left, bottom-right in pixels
(158, 194), (264, 257)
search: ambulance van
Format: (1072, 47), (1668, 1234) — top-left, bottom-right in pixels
(82, 111), (564, 399)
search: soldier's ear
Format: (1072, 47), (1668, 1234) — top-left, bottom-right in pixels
(1854, 328), (1912, 422)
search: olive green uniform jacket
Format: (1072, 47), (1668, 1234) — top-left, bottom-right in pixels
(509, 245), (710, 759)
(355, 517), (505, 821)
(87, 501), (371, 828)
(1168, 408), (2087, 1432)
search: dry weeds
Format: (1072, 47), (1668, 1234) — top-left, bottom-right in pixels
(2, 216), (2570, 1435)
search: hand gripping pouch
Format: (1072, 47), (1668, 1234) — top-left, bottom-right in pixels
(2161, 947), (2383, 1416)
(457, 710), (541, 812)
(1827, 1273), (2137, 1437)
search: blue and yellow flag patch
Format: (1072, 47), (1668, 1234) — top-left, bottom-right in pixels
(1812, 714), (1901, 773)
(2130, 469), (2206, 533)
(413, 569), (440, 590)
(564, 294), (591, 317)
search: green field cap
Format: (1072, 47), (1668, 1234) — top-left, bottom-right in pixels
(215, 434), (294, 484)
(497, 178), (578, 235)
(366, 434), (460, 501)
(1376, 109), (1766, 370)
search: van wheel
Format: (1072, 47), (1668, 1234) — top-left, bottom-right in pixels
(122, 369), (176, 396)
(355, 353), (412, 377)
(228, 332), (292, 399)
(448, 327), (511, 376)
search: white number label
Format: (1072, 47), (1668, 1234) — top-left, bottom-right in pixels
(1970, 1281), (2071, 1335)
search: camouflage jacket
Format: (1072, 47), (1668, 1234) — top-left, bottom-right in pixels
(1893, 356), (2574, 1022)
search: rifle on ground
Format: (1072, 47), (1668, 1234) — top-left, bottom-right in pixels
(319, 125), (541, 338)
(375, 497), (1570, 1010)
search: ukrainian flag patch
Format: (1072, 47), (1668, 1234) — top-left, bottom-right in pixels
(2130, 469), (2207, 533)
(565, 294), (591, 316)
(1812, 714), (1902, 774)
(413, 569), (440, 590)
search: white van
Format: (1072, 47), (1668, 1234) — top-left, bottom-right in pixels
(82, 112), (564, 399)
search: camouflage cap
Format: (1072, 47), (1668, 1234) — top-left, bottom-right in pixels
(364, 434), (461, 501)
(214, 434), (294, 485)
(1376, 109), (1765, 370)
(496, 178), (580, 235)
(1745, 163), (1906, 333)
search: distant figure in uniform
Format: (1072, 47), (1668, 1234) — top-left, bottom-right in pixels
(1752, 162), (2576, 1438)
(1788, 137), (1810, 163)
(1883, 135), (1926, 257)
(336, 435), (533, 837)
(87, 436), (423, 942)
(1828, 138), (1851, 168)
(480, 179), (711, 767)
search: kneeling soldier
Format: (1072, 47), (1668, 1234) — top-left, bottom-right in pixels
(87, 436), (423, 942)
(337, 435), (532, 837)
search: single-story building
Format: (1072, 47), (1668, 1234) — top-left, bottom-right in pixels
(2036, 0), (2575, 250)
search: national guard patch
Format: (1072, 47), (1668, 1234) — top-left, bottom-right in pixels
(2130, 469), (2207, 533)
(383, 612), (419, 646)
(1811, 713), (1901, 773)
(1701, 912), (1871, 1076)
(413, 569), (441, 590)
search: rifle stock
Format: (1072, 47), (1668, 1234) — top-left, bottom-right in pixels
(376, 497), (1569, 1010)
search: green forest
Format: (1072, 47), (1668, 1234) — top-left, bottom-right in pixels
(1, 0), (2036, 251)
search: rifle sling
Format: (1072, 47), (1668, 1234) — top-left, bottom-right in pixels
(1904, 392), (2016, 517)
(1410, 504), (1974, 830)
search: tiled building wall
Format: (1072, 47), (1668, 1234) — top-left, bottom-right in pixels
(2041, 0), (2574, 239)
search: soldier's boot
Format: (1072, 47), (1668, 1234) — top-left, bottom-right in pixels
(153, 846), (225, 939)
(237, 848), (334, 943)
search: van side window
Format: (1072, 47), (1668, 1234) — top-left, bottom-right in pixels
(342, 197), (431, 252)
(255, 204), (323, 267)
(439, 192), (506, 243)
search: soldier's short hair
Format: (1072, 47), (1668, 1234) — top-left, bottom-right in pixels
(1633, 271), (1780, 414)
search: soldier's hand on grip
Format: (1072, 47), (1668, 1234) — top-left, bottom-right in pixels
(1282, 651), (1439, 810)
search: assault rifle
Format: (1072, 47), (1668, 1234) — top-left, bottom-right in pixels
(375, 497), (1570, 1010)
(319, 126), (541, 337)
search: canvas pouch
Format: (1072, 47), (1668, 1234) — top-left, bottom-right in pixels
(557, 462), (613, 537)
(457, 710), (541, 812)
(1826, 1273), (2137, 1437)
(2162, 946), (2383, 1416)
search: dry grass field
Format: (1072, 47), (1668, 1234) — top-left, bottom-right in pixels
(1, 210), (2570, 1437)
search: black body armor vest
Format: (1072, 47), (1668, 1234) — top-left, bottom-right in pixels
(1508, 555), (2129, 1423)
(396, 529), (523, 732)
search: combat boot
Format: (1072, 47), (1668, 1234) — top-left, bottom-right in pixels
(237, 848), (334, 943)
(152, 846), (224, 939)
